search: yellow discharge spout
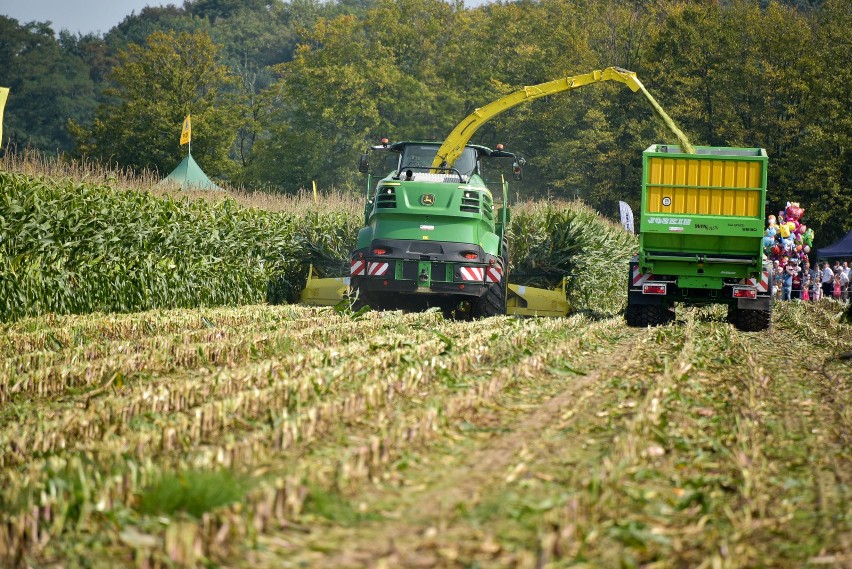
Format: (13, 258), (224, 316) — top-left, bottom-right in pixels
(432, 66), (694, 170)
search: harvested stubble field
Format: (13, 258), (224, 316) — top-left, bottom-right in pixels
(1, 300), (849, 568)
(0, 162), (849, 567)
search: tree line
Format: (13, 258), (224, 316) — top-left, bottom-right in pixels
(0, 0), (849, 244)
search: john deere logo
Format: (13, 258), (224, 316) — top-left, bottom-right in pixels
(420, 194), (435, 206)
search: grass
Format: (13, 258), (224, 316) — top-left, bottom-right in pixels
(136, 469), (249, 519)
(301, 484), (382, 526)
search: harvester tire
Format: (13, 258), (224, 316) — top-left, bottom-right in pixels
(625, 304), (669, 327)
(472, 258), (507, 318)
(726, 304), (740, 328)
(501, 236), (510, 313)
(730, 306), (771, 332)
(346, 287), (370, 313)
(501, 237), (510, 269)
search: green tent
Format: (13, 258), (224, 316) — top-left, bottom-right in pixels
(161, 153), (220, 190)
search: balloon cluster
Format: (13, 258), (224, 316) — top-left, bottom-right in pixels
(764, 201), (814, 267)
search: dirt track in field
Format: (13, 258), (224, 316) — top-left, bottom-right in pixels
(295, 330), (641, 569)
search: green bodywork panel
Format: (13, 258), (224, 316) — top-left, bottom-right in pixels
(356, 173), (501, 256)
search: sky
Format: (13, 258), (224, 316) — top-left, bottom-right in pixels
(1, 0), (178, 35)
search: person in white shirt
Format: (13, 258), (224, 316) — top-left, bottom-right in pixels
(840, 263), (850, 302)
(822, 262), (834, 298)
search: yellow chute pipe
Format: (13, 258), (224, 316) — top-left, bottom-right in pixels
(431, 67), (643, 169)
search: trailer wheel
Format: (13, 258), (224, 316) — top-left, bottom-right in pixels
(625, 304), (670, 327)
(472, 258), (507, 318)
(726, 304), (740, 328)
(730, 306), (771, 332)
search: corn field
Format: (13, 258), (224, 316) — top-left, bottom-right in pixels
(0, 171), (633, 321)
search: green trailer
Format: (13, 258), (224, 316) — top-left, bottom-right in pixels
(626, 144), (772, 331)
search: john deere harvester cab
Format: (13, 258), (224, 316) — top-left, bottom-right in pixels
(350, 140), (520, 317)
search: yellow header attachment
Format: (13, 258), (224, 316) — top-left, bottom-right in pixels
(431, 67), (643, 170)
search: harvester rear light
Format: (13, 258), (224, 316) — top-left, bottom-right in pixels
(732, 286), (757, 299)
(642, 283), (667, 295)
(461, 252), (478, 260)
(372, 248), (389, 255)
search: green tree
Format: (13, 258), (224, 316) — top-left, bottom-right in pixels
(211, 4), (303, 173)
(248, 12), (436, 191)
(785, 0), (852, 245)
(71, 30), (238, 178)
(103, 6), (207, 52)
(186, 0), (271, 23)
(0, 17), (97, 152)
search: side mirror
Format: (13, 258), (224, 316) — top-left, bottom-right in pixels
(358, 153), (369, 173)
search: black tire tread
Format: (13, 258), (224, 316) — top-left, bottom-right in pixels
(731, 306), (771, 332)
(472, 257), (507, 318)
(625, 304), (670, 327)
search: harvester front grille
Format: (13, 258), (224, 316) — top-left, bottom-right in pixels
(376, 186), (397, 208)
(461, 192), (481, 213)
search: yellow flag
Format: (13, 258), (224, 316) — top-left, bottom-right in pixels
(0, 87), (9, 149)
(180, 114), (191, 146)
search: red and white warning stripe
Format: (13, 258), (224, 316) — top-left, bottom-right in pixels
(631, 265), (654, 287)
(350, 259), (366, 276)
(368, 262), (389, 277)
(485, 266), (503, 283)
(740, 270), (770, 293)
(460, 266), (485, 282)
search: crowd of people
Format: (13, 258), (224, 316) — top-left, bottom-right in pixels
(772, 259), (851, 302)
(764, 202), (850, 303)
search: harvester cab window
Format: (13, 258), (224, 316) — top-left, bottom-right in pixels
(377, 151), (400, 174)
(453, 148), (477, 176)
(400, 145), (477, 177)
